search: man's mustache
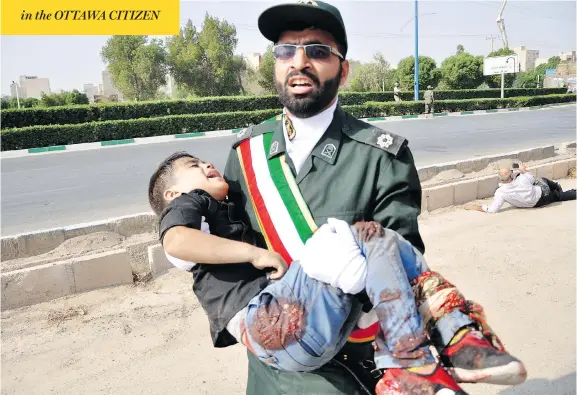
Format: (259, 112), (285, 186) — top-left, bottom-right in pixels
(285, 70), (320, 86)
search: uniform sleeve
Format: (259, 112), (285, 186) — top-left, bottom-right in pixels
(482, 191), (506, 213)
(372, 147), (425, 254)
(158, 194), (206, 244)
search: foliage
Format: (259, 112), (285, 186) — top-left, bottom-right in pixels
(100, 36), (167, 101)
(516, 56), (565, 88)
(0, 97), (40, 109)
(440, 46), (484, 89)
(1, 88), (567, 129)
(348, 53), (395, 92)
(395, 55), (441, 90)
(257, 44), (276, 94)
(166, 15), (243, 97)
(3, 94), (574, 151)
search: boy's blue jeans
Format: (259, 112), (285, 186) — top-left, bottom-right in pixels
(243, 226), (474, 372)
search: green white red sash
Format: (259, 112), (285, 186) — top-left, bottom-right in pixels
(236, 131), (379, 343)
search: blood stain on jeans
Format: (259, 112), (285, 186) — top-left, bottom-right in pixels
(380, 289), (402, 302)
(391, 333), (428, 361)
(248, 297), (306, 350)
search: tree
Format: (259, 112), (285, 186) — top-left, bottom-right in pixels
(101, 36), (167, 101)
(38, 90), (89, 107)
(395, 55), (441, 90)
(166, 15), (243, 97)
(257, 44), (276, 94)
(456, 44), (465, 55)
(516, 56), (564, 88)
(440, 51), (484, 89)
(349, 53), (395, 92)
(484, 47), (516, 88)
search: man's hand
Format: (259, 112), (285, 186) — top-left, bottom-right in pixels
(519, 163), (528, 173)
(299, 218), (367, 295)
(464, 203), (485, 212)
(250, 248), (288, 280)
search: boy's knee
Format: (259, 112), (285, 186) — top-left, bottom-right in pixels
(247, 297), (307, 351)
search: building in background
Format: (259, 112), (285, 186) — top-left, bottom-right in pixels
(558, 51), (576, 62)
(244, 53), (262, 70)
(101, 70), (121, 100)
(512, 46), (540, 72)
(83, 83), (100, 103)
(18, 75), (51, 99)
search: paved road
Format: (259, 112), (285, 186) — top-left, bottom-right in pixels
(2, 105), (575, 236)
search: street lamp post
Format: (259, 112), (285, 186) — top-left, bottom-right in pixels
(414, 0), (419, 101)
(11, 81), (21, 109)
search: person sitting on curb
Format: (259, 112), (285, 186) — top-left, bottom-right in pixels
(465, 163), (576, 213)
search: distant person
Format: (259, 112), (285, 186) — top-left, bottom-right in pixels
(393, 82), (401, 101)
(465, 163), (576, 213)
(424, 85), (435, 114)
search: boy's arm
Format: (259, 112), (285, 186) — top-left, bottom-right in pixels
(160, 194), (287, 278)
(163, 225), (259, 265)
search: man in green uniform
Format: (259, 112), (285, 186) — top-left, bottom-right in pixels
(424, 85), (435, 114)
(223, 1), (526, 393)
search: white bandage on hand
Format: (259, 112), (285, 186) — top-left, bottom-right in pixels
(299, 218), (367, 294)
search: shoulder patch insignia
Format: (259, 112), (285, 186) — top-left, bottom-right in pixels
(366, 128), (407, 157)
(232, 125), (254, 148)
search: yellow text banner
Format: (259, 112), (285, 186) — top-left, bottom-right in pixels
(2, 0), (180, 35)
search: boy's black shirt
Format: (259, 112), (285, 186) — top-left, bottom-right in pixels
(159, 189), (268, 347)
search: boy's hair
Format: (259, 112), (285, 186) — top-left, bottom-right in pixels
(148, 151), (198, 216)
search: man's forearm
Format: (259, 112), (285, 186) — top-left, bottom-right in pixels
(163, 226), (259, 264)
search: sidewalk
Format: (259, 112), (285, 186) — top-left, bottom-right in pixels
(1, 180), (575, 395)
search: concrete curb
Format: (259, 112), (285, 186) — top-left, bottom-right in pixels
(417, 143), (561, 183)
(2, 103), (574, 159)
(1, 213), (157, 261)
(2, 152), (575, 310)
(421, 157), (576, 212)
(1, 249), (133, 310)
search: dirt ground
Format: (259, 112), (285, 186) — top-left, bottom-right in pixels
(2, 179), (575, 395)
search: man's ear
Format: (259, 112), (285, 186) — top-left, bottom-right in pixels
(163, 188), (182, 203)
(339, 59), (350, 86)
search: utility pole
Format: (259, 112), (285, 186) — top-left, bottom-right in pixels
(486, 35), (499, 53)
(414, 0), (419, 101)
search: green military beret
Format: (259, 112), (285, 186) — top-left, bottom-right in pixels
(258, 0), (348, 58)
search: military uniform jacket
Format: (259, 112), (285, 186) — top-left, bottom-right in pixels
(224, 105), (425, 254)
(223, 105), (425, 394)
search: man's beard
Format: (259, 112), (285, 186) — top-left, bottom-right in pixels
(275, 66), (342, 119)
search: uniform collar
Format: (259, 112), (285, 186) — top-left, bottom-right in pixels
(267, 98), (340, 161)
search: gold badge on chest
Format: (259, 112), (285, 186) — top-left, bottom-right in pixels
(284, 115), (297, 141)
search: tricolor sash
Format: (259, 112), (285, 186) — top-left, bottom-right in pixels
(236, 131), (379, 343)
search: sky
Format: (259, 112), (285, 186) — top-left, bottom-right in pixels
(1, 0), (575, 95)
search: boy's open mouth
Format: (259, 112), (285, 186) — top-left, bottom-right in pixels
(206, 170), (222, 180)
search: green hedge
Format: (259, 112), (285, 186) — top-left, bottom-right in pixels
(2, 94), (574, 151)
(1, 88), (567, 129)
(355, 94), (576, 117)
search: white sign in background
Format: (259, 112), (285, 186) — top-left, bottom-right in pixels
(483, 54), (519, 76)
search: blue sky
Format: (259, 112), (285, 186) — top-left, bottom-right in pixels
(1, 0), (575, 95)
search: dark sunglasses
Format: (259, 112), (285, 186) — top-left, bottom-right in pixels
(273, 44), (344, 61)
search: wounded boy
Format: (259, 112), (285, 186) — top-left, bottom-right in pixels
(148, 151), (526, 395)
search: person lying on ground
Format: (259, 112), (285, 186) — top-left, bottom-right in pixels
(465, 163), (576, 213)
(147, 151), (527, 395)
